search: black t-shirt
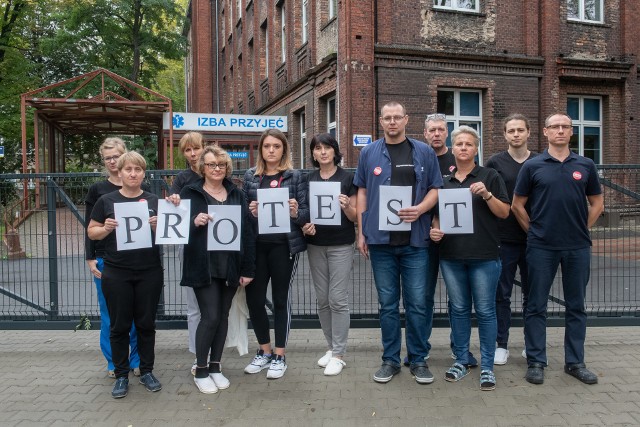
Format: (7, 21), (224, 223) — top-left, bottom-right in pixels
(438, 166), (510, 260)
(257, 172), (288, 244)
(306, 167), (357, 246)
(90, 190), (162, 270)
(170, 168), (202, 194)
(204, 191), (229, 279)
(85, 180), (122, 260)
(437, 149), (457, 178)
(485, 151), (538, 244)
(386, 140), (415, 246)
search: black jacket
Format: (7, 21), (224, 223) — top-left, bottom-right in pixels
(179, 178), (256, 288)
(242, 168), (309, 255)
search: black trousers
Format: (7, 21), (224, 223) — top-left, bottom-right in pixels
(102, 265), (163, 378)
(193, 280), (237, 369)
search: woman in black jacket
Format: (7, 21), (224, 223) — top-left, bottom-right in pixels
(180, 145), (256, 394)
(242, 128), (309, 379)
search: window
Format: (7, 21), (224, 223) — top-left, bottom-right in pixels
(327, 97), (336, 138)
(237, 0), (242, 20)
(567, 96), (602, 164)
(302, 0), (308, 44)
(261, 21), (269, 77)
(329, 0), (337, 19)
(280, 3), (286, 62)
(567, 0), (603, 23)
(432, 0), (479, 13)
(299, 112), (307, 167)
(436, 89), (483, 162)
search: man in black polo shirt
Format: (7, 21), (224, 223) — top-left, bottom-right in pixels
(485, 113), (537, 365)
(512, 113), (604, 385)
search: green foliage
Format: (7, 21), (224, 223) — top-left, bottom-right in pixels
(74, 313), (92, 331)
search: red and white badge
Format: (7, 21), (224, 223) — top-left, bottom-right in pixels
(449, 165), (456, 173)
(270, 180), (279, 188)
(572, 171), (582, 180)
(139, 198), (146, 202)
(373, 166), (382, 176)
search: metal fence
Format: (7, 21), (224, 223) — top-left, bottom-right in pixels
(0, 166), (639, 330)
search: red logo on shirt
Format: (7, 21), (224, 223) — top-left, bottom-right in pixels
(270, 180), (279, 188)
(373, 167), (382, 176)
(449, 165), (456, 173)
(572, 171), (582, 180)
(139, 198), (146, 202)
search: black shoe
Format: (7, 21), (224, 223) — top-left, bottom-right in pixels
(139, 372), (162, 392)
(373, 362), (401, 383)
(564, 364), (598, 384)
(111, 377), (129, 399)
(410, 363), (434, 384)
(525, 363), (545, 385)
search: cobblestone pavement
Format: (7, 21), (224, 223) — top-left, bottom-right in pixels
(1, 327), (639, 426)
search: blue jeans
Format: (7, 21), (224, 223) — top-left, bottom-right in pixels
(369, 244), (429, 367)
(524, 246), (590, 366)
(95, 257), (139, 371)
(496, 242), (529, 347)
(440, 258), (501, 372)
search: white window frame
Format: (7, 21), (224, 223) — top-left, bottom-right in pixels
(329, 0), (337, 20)
(281, 3), (286, 62)
(299, 112), (307, 168)
(567, 0), (604, 24)
(567, 95), (603, 164)
(327, 97), (336, 138)
(437, 88), (483, 163)
(237, 0), (242, 20)
(302, 0), (308, 44)
(432, 0), (479, 13)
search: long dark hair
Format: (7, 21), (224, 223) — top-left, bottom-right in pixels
(309, 133), (342, 167)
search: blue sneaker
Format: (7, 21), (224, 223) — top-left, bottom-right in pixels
(111, 377), (129, 399)
(139, 372), (162, 392)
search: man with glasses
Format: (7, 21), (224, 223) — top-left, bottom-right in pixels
(486, 114), (537, 366)
(512, 113), (603, 385)
(354, 101), (442, 384)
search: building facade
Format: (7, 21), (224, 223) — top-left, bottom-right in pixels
(186, 0), (639, 167)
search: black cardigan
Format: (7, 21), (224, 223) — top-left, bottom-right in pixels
(179, 178), (256, 288)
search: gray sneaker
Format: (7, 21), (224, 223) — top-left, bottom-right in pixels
(373, 362), (400, 383)
(111, 377), (129, 399)
(410, 364), (434, 384)
(139, 372), (162, 392)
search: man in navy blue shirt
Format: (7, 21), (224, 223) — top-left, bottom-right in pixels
(355, 101), (442, 384)
(512, 113), (604, 385)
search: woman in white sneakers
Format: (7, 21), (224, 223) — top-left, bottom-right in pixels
(302, 133), (356, 376)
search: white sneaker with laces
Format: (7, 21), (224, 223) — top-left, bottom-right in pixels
(266, 356), (287, 379)
(494, 348), (509, 365)
(244, 351), (272, 374)
(318, 350), (332, 368)
(324, 357), (346, 376)
(210, 372), (230, 390)
(194, 376), (218, 394)
(191, 359), (197, 376)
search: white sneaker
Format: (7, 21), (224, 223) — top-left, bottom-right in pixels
(318, 350), (332, 368)
(244, 350), (272, 374)
(210, 372), (230, 390)
(324, 357), (346, 376)
(194, 376), (218, 394)
(266, 356), (287, 379)
(494, 348), (509, 365)
(191, 359), (197, 376)
(522, 349), (527, 359)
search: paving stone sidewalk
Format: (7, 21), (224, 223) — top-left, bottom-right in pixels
(1, 326), (639, 426)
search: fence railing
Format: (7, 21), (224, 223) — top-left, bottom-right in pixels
(1, 166), (639, 329)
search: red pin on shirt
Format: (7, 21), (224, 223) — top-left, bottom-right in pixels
(270, 180), (279, 188)
(373, 166), (382, 176)
(572, 171), (582, 180)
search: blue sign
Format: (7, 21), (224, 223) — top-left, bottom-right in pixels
(0, 146), (4, 158)
(228, 151), (249, 159)
(353, 134), (372, 147)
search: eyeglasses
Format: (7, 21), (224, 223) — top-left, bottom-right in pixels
(381, 115), (406, 123)
(204, 163), (227, 170)
(426, 113), (446, 121)
(546, 124), (573, 131)
(102, 155), (120, 163)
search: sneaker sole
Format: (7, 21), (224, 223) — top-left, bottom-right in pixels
(139, 380), (162, 392)
(112, 392), (127, 399)
(266, 367), (287, 379)
(373, 372), (399, 383)
(480, 384), (496, 391)
(414, 376), (434, 384)
(244, 365), (271, 374)
(194, 379), (218, 394)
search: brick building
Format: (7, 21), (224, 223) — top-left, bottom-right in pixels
(185, 0), (639, 167)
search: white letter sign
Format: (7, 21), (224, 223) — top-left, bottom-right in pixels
(257, 188), (291, 234)
(207, 205), (242, 251)
(379, 186), (412, 231)
(114, 201), (152, 250)
(156, 200), (190, 245)
(438, 188), (474, 234)
(309, 181), (340, 225)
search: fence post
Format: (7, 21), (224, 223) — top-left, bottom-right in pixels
(46, 177), (59, 317)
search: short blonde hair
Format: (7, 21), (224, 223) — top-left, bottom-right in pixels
(451, 125), (480, 148)
(116, 151), (147, 171)
(99, 137), (127, 157)
(198, 145), (233, 178)
(255, 129), (292, 175)
(178, 132), (204, 153)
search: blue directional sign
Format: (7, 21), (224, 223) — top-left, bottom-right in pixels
(353, 134), (372, 147)
(0, 146), (4, 158)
